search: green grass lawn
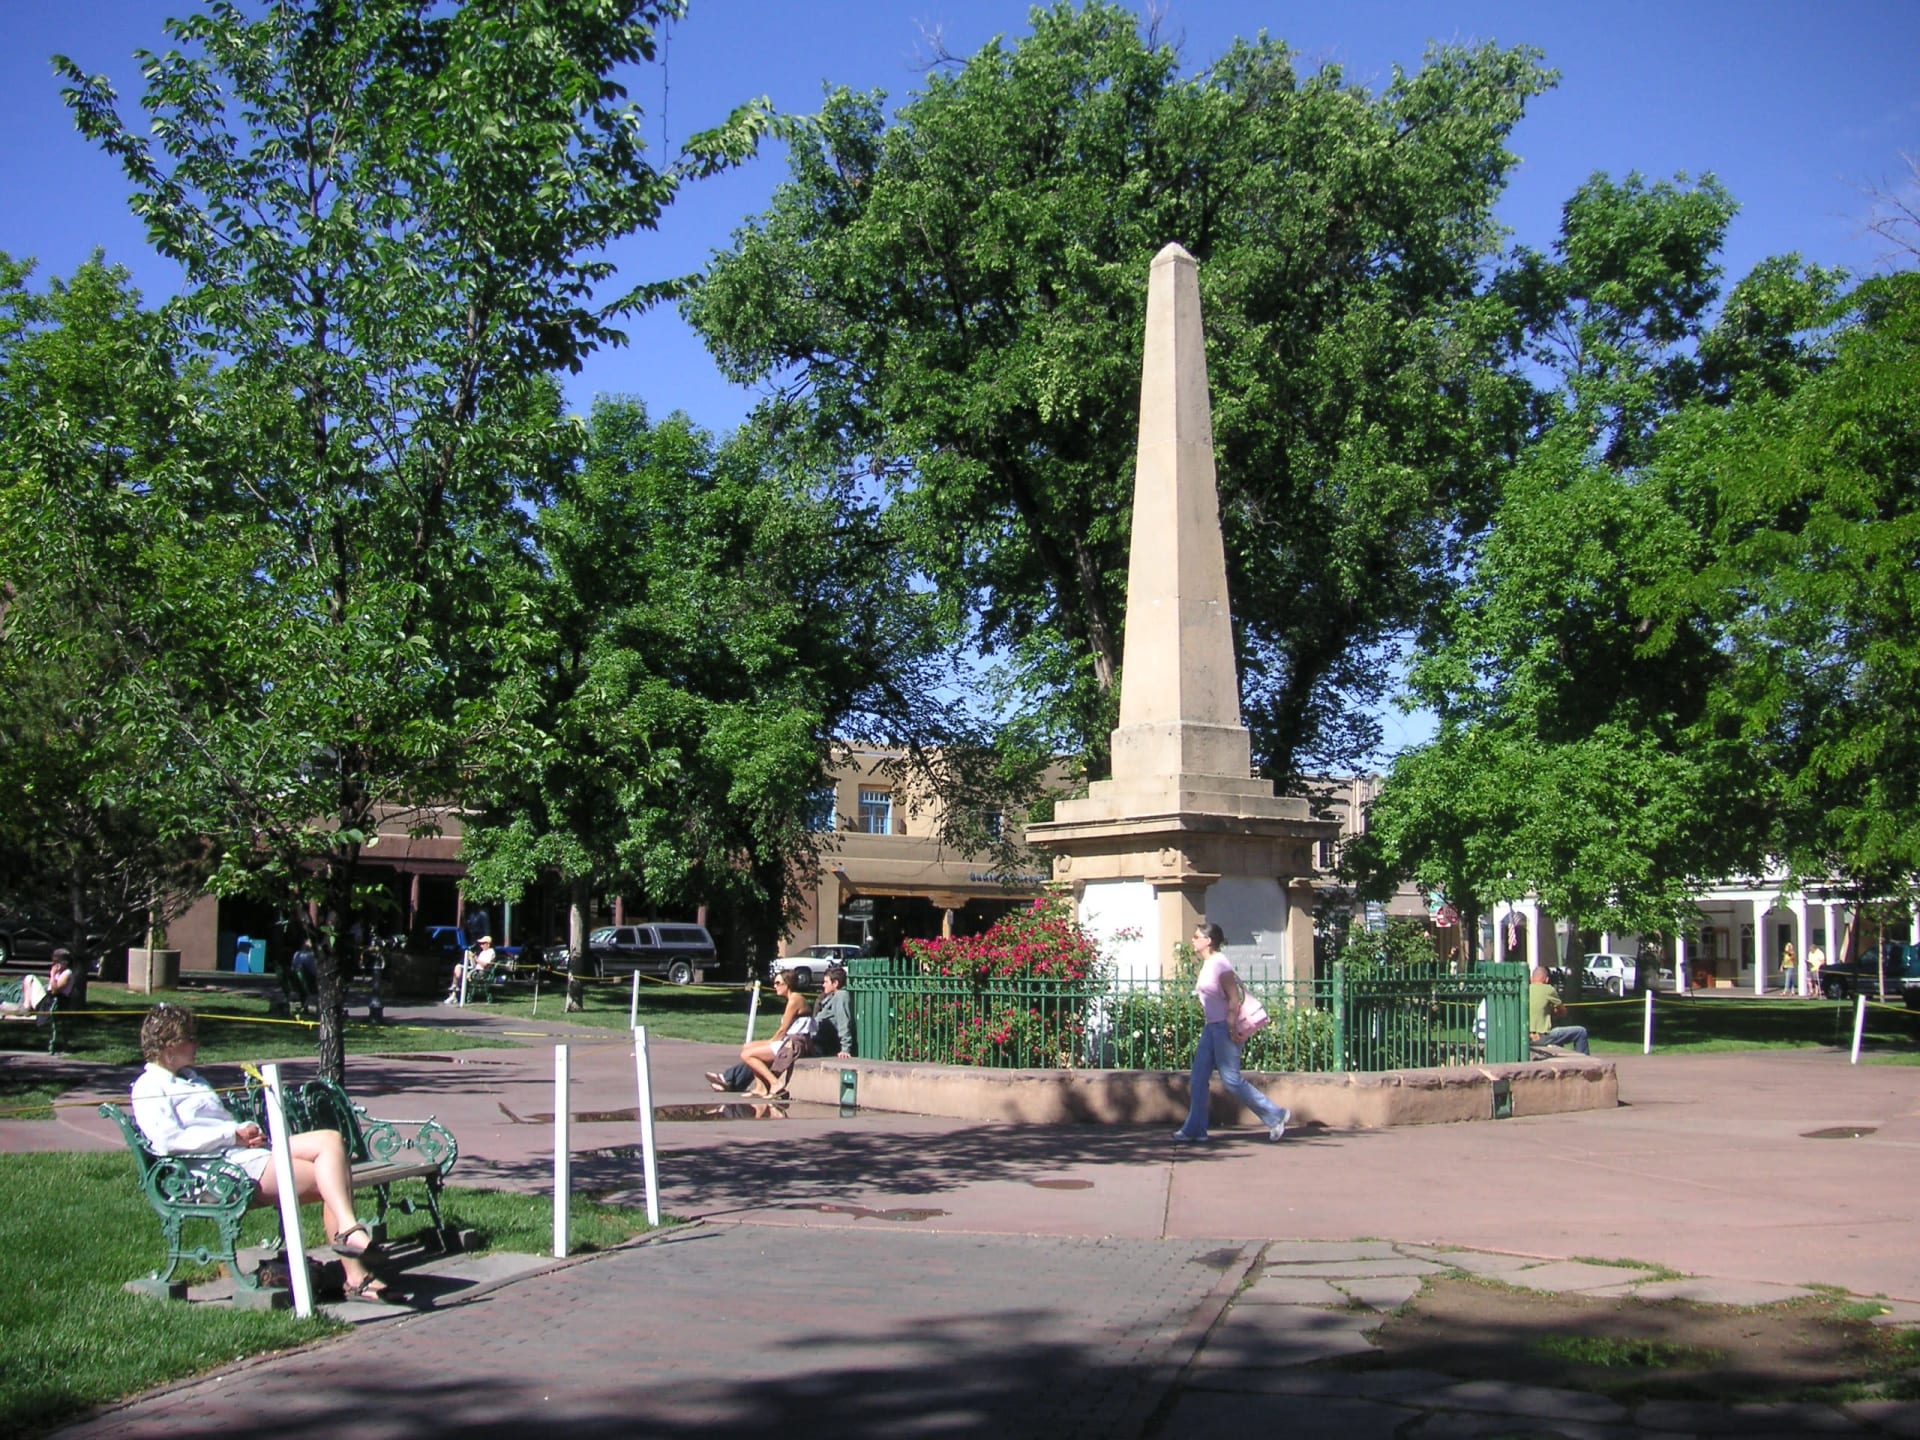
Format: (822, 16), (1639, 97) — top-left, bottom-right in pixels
(0, 1151), (656, 1437)
(1570, 992), (1920, 1055)
(0, 984), (513, 1120)
(472, 973), (786, 1045)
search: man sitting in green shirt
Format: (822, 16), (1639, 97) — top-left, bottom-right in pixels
(1528, 965), (1590, 1054)
(813, 965), (855, 1058)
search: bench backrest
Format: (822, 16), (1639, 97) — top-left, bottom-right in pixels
(98, 1102), (162, 1181)
(232, 1075), (369, 1159)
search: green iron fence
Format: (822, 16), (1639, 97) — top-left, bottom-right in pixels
(845, 957), (1528, 1074)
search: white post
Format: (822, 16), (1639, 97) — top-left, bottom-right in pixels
(259, 1063), (314, 1318)
(1851, 994), (1868, 1065)
(744, 980), (761, 1045)
(632, 1026), (662, 1228)
(1643, 989), (1654, 1054)
(458, 955), (469, 1007)
(1675, 931), (1689, 993)
(1753, 897), (1766, 996)
(553, 1044), (571, 1257)
(1792, 898), (1808, 996)
(629, 970), (640, 1031)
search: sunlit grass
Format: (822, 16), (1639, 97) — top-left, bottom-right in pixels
(1572, 994), (1920, 1055)
(0, 1151), (658, 1436)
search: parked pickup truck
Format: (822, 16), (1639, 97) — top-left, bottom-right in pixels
(586, 922), (717, 985)
(1817, 941), (1920, 1003)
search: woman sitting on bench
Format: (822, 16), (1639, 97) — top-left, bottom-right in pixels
(730, 969), (815, 1099)
(0, 949), (74, 1015)
(130, 1002), (395, 1302)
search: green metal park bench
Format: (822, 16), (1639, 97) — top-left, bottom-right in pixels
(101, 1076), (461, 1303)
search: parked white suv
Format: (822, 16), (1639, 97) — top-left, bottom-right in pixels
(1582, 952), (1638, 995)
(771, 943), (863, 989)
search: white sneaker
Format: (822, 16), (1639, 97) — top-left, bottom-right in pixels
(1268, 1108), (1292, 1142)
(440, 995), (458, 1006)
(1171, 1129), (1206, 1143)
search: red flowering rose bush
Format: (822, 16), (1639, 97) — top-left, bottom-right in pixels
(891, 896), (1108, 1067)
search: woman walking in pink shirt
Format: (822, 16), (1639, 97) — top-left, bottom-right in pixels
(1173, 922), (1291, 1144)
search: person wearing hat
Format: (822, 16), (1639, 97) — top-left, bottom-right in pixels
(444, 934), (498, 1005)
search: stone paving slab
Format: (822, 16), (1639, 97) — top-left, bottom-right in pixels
(1398, 1245), (1550, 1278)
(1635, 1398), (1873, 1432)
(1493, 1259), (1666, 1293)
(1261, 1239), (1404, 1263)
(1396, 1378), (1631, 1427)
(1626, 1276), (1819, 1307)
(1258, 1255), (1450, 1279)
(1330, 1274), (1424, 1310)
(1236, 1274), (1349, 1306)
(1865, 1299), (1920, 1327)
(1187, 1304), (1381, 1371)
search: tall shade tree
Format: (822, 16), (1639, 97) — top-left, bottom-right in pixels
(687, 1), (1553, 785)
(461, 396), (983, 965)
(1358, 172), (1852, 946)
(51, 0), (768, 1080)
(0, 256), (213, 970)
(1687, 270), (1920, 897)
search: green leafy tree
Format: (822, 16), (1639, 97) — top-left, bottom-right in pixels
(49, 0), (768, 1079)
(461, 395), (981, 963)
(687, 1), (1554, 784)
(1685, 270), (1920, 895)
(0, 256), (213, 966)
(1359, 174), (1852, 942)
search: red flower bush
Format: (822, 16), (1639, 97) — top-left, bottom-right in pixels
(893, 896), (1105, 1067)
(903, 896), (1103, 983)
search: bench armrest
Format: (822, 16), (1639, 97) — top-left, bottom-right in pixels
(145, 1152), (257, 1214)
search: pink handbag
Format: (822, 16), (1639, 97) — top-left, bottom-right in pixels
(1234, 990), (1271, 1039)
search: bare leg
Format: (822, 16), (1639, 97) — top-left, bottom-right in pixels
(740, 1040), (780, 1094)
(257, 1141), (375, 1291)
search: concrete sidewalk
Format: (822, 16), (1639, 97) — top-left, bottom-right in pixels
(26, 1001), (1920, 1435)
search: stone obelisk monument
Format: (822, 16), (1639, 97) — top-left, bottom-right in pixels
(1026, 243), (1334, 983)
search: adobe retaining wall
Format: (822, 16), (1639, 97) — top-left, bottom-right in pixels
(785, 1055), (1617, 1128)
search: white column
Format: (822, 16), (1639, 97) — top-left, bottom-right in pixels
(1752, 896), (1766, 995)
(1794, 898), (1810, 996)
(1492, 903), (1507, 963)
(1526, 900), (1544, 974)
(1675, 932), (1689, 992)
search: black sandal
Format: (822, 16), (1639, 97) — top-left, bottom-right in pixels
(342, 1275), (402, 1304)
(330, 1223), (378, 1258)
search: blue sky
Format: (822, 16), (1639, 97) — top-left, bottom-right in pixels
(4, 0), (1917, 751)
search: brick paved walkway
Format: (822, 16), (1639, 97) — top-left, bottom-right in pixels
(62, 1228), (1252, 1439)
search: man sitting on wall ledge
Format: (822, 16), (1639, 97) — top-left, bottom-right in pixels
(1529, 964), (1591, 1055)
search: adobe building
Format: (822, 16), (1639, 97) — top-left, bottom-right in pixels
(777, 749), (1057, 958)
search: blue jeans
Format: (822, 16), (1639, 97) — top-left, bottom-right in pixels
(1539, 1025), (1590, 1055)
(1179, 1021), (1287, 1137)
